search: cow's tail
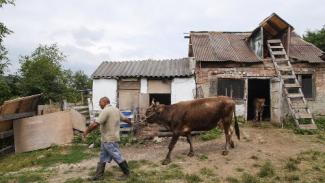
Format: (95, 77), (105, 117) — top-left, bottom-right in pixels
(233, 106), (240, 140)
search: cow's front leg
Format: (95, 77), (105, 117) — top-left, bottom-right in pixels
(254, 109), (258, 122)
(162, 135), (179, 165)
(259, 109), (264, 121)
(186, 134), (194, 157)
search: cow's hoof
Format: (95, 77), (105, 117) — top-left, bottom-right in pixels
(187, 151), (194, 157)
(162, 159), (171, 165)
(222, 150), (229, 155)
(230, 141), (235, 148)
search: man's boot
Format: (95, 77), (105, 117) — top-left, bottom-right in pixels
(118, 160), (130, 180)
(89, 162), (106, 181)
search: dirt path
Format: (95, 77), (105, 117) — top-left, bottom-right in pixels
(49, 126), (325, 182)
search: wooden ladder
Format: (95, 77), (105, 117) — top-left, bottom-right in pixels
(267, 39), (317, 129)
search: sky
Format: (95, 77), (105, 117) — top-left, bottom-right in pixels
(1, 0), (324, 76)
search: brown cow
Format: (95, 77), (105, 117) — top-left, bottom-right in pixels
(254, 98), (265, 122)
(145, 96), (240, 165)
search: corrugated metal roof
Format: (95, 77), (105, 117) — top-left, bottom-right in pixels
(289, 32), (324, 63)
(190, 31), (324, 63)
(92, 58), (193, 79)
(190, 31), (261, 62)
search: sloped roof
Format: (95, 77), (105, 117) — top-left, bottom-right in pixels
(92, 58), (193, 79)
(190, 31), (324, 63)
(289, 32), (324, 63)
(190, 31), (261, 62)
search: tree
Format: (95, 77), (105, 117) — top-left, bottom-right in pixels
(303, 26), (325, 52)
(0, 0), (15, 74)
(72, 70), (92, 90)
(19, 44), (67, 103)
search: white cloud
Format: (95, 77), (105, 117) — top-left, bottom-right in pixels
(1, 0), (325, 75)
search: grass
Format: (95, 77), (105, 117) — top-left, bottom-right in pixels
(200, 128), (222, 141)
(258, 161), (275, 178)
(185, 174), (203, 183)
(200, 167), (215, 177)
(285, 158), (300, 171)
(241, 173), (259, 183)
(0, 145), (96, 174)
(198, 154), (208, 161)
(0, 169), (54, 183)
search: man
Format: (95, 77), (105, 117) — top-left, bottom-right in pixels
(83, 97), (132, 181)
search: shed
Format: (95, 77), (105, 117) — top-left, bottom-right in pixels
(91, 58), (196, 114)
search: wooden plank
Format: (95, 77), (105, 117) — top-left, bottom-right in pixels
(288, 93), (304, 98)
(0, 130), (13, 139)
(267, 39), (282, 44)
(13, 111), (74, 153)
(0, 112), (35, 121)
(272, 51), (286, 55)
(296, 113), (312, 119)
(284, 83), (300, 88)
(299, 124), (317, 130)
(282, 75), (296, 79)
(0, 145), (14, 154)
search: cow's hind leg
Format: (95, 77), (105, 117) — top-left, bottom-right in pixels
(162, 134), (179, 165)
(229, 126), (235, 148)
(186, 134), (194, 157)
(222, 122), (231, 155)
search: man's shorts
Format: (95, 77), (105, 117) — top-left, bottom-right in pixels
(99, 142), (124, 164)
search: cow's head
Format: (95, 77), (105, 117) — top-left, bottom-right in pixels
(145, 100), (165, 124)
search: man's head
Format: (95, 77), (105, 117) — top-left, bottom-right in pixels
(99, 97), (110, 109)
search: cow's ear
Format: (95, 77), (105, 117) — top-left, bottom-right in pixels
(151, 99), (156, 106)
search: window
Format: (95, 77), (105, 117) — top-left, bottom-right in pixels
(296, 74), (314, 99)
(211, 78), (244, 99)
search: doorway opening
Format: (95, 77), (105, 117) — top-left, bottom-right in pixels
(149, 94), (171, 105)
(247, 79), (270, 121)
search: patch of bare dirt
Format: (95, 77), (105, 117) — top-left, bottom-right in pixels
(49, 126), (325, 182)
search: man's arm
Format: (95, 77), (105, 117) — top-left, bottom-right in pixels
(120, 114), (132, 126)
(83, 122), (99, 138)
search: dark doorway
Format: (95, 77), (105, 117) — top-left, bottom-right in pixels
(149, 94), (171, 105)
(247, 79), (270, 121)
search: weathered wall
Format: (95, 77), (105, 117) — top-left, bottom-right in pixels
(171, 77), (196, 104)
(292, 63), (325, 116)
(195, 61), (325, 121)
(140, 78), (148, 93)
(92, 79), (117, 110)
(196, 61), (276, 120)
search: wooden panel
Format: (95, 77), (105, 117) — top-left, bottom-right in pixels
(0, 120), (12, 132)
(118, 90), (140, 111)
(118, 80), (140, 90)
(13, 111), (73, 153)
(148, 80), (171, 93)
(70, 109), (87, 132)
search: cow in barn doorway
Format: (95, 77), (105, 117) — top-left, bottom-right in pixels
(145, 96), (240, 165)
(254, 98), (265, 122)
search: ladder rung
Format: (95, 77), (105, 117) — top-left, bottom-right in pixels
(272, 51), (287, 55)
(274, 58), (289, 62)
(299, 124), (317, 130)
(270, 46), (284, 49)
(288, 93), (304, 98)
(284, 83), (301, 88)
(267, 39), (282, 44)
(282, 75), (296, 79)
(296, 113), (312, 119)
(278, 66), (292, 71)
(291, 104), (307, 109)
